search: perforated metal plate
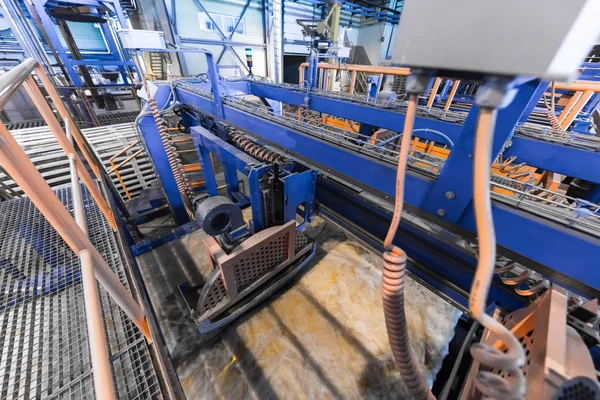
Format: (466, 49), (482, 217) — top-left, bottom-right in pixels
(197, 229), (313, 318)
(233, 234), (289, 293)
(0, 186), (164, 399)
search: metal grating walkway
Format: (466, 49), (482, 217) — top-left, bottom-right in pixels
(0, 186), (164, 399)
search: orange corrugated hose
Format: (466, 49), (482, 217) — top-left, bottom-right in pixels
(381, 93), (435, 400)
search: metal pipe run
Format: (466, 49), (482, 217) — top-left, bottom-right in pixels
(300, 62), (411, 76)
(68, 120), (118, 400)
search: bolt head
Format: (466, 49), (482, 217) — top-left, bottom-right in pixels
(437, 209), (446, 217)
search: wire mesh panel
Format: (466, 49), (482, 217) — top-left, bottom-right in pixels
(0, 186), (163, 399)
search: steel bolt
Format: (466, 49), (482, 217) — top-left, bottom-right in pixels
(445, 191), (455, 199)
(437, 209), (446, 217)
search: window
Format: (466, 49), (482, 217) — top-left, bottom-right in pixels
(198, 12), (246, 35)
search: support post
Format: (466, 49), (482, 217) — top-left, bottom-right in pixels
(68, 120), (118, 400)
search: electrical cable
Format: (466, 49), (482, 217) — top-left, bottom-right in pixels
(381, 93), (435, 400)
(469, 108), (527, 399)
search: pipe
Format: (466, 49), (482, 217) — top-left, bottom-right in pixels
(299, 62), (410, 76)
(381, 94), (435, 400)
(0, 121), (152, 341)
(427, 78), (441, 108)
(272, 0), (283, 83)
(560, 90), (594, 129)
(0, 58), (37, 109)
(68, 120), (117, 400)
(108, 149), (144, 174)
(554, 80), (600, 93)
(22, 76), (117, 230)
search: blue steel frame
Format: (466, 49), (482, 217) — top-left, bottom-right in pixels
(29, 0), (136, 88)
(192, 125), (317, 233)
(137, 53), (600, 301)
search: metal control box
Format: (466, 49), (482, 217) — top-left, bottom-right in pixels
(391, 0), (600, 80)
(118, 29), (166, 50)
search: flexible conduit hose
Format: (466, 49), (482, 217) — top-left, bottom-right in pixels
(138, 70), (195, 219)
(228, 130), (287, 164)
(469, 108), (526, 399)
(382, 94), (435, 400)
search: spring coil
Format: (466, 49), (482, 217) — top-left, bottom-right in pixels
(546, 108), (562, 131)
(228, 130), (287, 164)
(148, 97), (195, 219)
(382, 246), (435, 400)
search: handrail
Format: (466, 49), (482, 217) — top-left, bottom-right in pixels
(0, 58), (37, 108)
(67, 119), (117, 400)
(299, 62), (411, 75)
(108, 140), (143, 200)
(22, 75), (117, 230)
(300, 62), (600, 94)
(0, 58), (152, 398)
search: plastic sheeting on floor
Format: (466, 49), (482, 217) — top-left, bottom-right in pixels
(137, 216), (461, 400)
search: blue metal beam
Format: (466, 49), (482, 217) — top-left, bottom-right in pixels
(423, 80), (547, 221)
(173, 86), (600, 290)
(249, 81), (600, 188)
(248, 82), (465, 141)
(507, 137), (600, 184)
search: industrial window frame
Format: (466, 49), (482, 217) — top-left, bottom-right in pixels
(198, 12), (246, 35)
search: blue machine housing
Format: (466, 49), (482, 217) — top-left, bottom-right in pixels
(191, 124), (317, 233)
(136, 51), (600, 313)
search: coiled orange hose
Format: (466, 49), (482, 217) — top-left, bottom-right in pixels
(147, 97), (195, 219)
(228, 130), (287, 164)
(382, 94), (435, 400)
(135, 60), (195, 220)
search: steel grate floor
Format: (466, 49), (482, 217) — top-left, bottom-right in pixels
(0, 186), (163, 399)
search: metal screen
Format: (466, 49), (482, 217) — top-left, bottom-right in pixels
(0, 186), (163, 399)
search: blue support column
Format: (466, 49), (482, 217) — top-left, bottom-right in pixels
(197, 144), (218, 196)
(309, 56), (318, 89)
(440, 79), (452, 99)
(98, 22), (129, 84)
(205, 52), (224, 117)
(248, 167), (267, 232)
(423, 79), (548, 222)
(137, 85), (190, 224)
(587, 184), (600, 203)
(222, 161), (241, 198)
(31, 0), (82, 86)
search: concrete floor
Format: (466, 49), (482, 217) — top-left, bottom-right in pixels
(136, 215), (461, 399)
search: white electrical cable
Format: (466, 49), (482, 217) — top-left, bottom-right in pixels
(469, 108), (527, 399)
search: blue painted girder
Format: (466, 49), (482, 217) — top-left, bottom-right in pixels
(174, 85), (600, 292)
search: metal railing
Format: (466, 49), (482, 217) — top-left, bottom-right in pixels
(108, 140), (144, 200)
(515, 122), (600, 152)
(0, 58), (151, 399)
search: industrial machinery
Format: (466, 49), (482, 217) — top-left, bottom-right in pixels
(179, 124), (318, 332)
(129, 1), (600, 398)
